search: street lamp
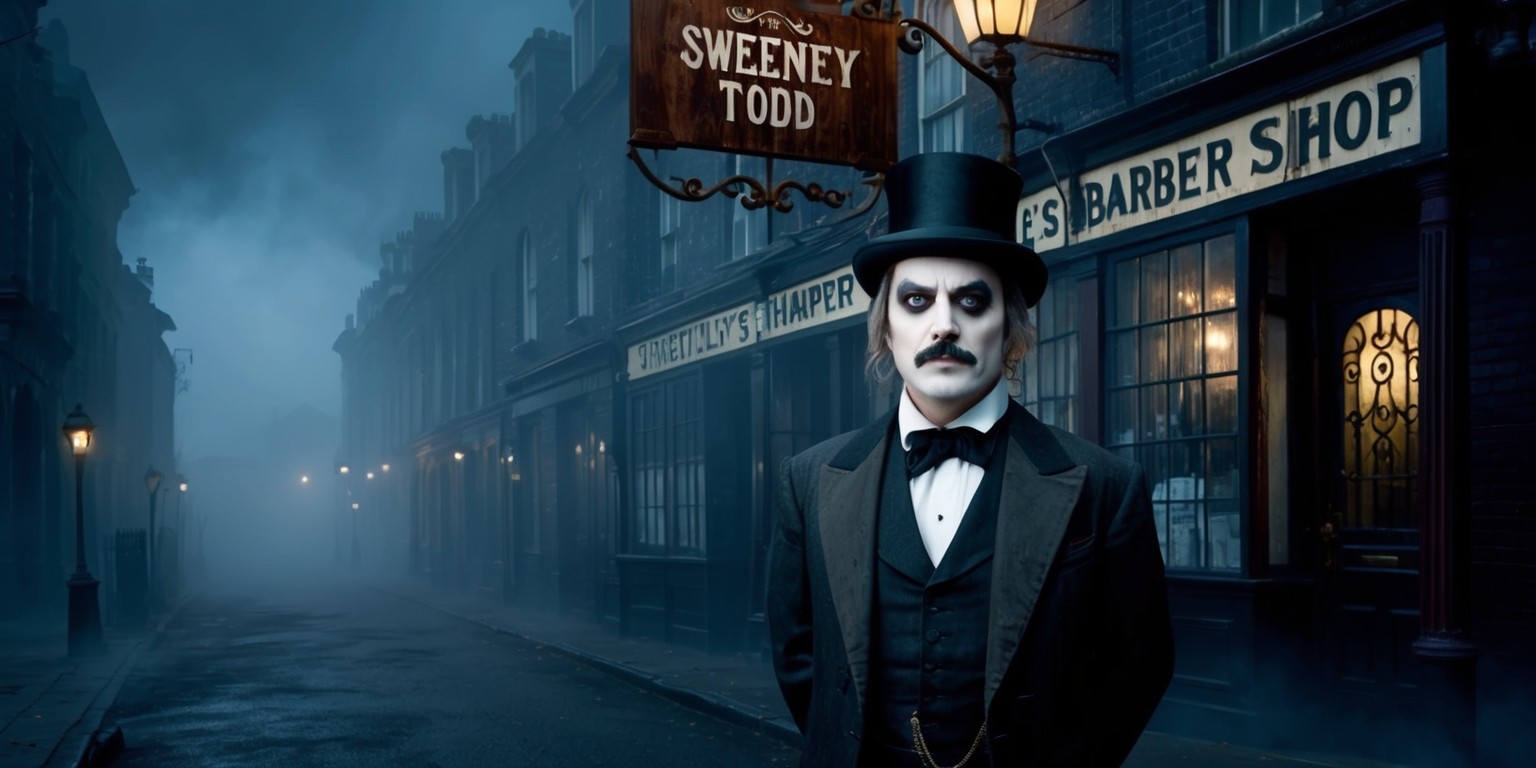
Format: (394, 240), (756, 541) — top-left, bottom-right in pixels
(351, 501), (361, 568)
(145, 467), (163, 607)
(900, 0), (1119, 166)
(62, 404), (105, 657)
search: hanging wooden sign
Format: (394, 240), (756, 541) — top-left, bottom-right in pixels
(630, 1), (898, 172)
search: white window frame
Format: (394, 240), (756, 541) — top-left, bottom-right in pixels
(658, 191), (680, 289)
(731, 155), (768, 260)
(1220, 0), (1324, 56)
(917, 0), (967, 153)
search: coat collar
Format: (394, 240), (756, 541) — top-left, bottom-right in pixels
(816, 401), (1086, 715)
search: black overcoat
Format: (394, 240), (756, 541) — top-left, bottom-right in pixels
(767, 401), (1175, 767)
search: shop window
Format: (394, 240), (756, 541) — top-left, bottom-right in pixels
(1341, 308), (1418, 529)
(1020, 274), (1080, 433)
(917, 0), (966, 152)
(1221, 0), (1323, 56)
(630, 376), (707, 557)
(1107, 234), (1241, 572)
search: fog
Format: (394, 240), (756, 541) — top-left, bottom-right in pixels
(36, 0), (570, 585)
(40, 0), (568, 459)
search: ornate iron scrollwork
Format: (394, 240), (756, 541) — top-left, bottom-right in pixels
(626, 147), (884, 215)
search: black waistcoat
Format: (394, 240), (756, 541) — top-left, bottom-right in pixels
(867, 422), (1006, 760)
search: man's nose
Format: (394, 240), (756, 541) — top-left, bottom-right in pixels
(930, 299), (959, 340)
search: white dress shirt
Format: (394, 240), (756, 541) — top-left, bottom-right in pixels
(898, 378), (1010, 567)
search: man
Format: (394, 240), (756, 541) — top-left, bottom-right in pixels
(767, 152), (1174, 767)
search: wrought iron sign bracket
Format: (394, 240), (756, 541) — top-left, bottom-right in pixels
(897, 16), (1119, 165)
(627, 146), (885, 216)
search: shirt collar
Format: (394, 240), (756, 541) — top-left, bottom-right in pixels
(899, 377), (1010, 450)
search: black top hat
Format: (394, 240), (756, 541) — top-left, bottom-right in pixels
(853, 152), (1047, 307)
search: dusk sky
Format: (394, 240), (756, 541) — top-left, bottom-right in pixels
(38, 0), (572, 461)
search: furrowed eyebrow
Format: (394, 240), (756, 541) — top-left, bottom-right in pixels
(952, 280), (993, 300)
(895, 279), (933, 294)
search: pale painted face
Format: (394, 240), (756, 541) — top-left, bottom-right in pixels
(885, 257), (1006, 424)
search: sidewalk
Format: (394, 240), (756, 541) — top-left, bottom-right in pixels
(376, 577), (1409, 768)
(0, 599), (186, 768)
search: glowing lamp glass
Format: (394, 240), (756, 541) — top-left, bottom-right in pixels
(951, 0), (1037, 43)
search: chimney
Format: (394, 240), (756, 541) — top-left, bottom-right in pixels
(466, 114), (516, 190)
(442, 148), (476, 223)
(509, 28), (573, 152)
(134, 257), (155, 291)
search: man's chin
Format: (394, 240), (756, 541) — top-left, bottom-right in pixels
(904, 377), (992, 407)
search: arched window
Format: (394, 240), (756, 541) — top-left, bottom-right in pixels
(1341, 308), (1419, 529)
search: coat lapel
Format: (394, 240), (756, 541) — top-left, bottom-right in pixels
(817, 416), (890, 707)
(983, 402), (1087, 713)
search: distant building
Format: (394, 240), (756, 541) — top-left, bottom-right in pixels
(337, 1), (1536, 765)
(1, 15), (179, 623)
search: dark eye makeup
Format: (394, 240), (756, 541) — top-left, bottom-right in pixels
(893, 278), (994, 315)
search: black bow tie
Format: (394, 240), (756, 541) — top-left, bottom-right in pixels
(905, 426), (993, 478)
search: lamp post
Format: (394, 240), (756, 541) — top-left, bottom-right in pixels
(900, 0), (1119, 166)
(174, 478), (187, 598)
(351, 501), (361, 568)
(62, 404), (105, 657)
(145, 467), (163, 608)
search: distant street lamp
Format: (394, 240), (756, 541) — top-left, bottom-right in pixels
(62, 404), (106, 657)
(351, 501), (361, 568)
(145, 467), (163, 607)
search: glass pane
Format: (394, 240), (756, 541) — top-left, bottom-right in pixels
(1170, 317), (1203, 379)
(1023, 358), (1040, 405)
(1171, 243), (1203, 317)
(1112, 330), (1137, 386)
(1115, 257), (1139, 326)
(1141, 324), (1168, 382)
(1169, 439), (1201, 479)
(1205, 234), (1236, 311)
(1170, 379), (1204, 437)
(1207, 437), (1241, 499)
(1141, 250), (1170, 323)
(1207, 504), (1242, 571)
(1227, 0), (1262, 51)
(1205, 311), (1238, 373)
(1140, 384), (1168, 442)
(1207, 374), (1238, 435)
(1139, 444), (1169, 493)
(1263, 0), (1294, 37)
(1108, 388), (1137, 446)
(1046, 342), (1063, 399)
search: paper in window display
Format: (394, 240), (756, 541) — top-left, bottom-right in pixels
(1152, 474), (1242, 570)
(1153, 475), (1203, 568)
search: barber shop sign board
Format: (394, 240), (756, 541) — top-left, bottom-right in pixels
(1017, 55), (1428, 252)
(630, 1), (899, 171)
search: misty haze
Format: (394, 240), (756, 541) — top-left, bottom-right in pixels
(4, 1), (1535, 767)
